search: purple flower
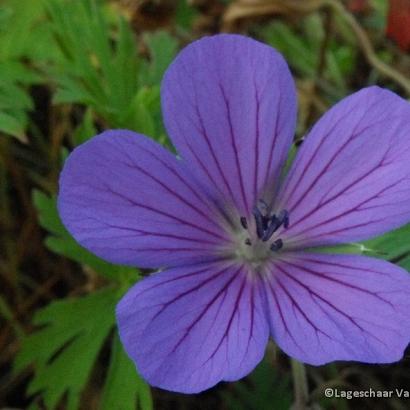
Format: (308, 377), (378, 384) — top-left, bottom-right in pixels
(58, 34), (410, 393)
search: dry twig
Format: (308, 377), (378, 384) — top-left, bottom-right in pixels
(223, 0), (410, 96)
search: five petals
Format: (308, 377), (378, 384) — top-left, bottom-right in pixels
(58, 34), (410, 393)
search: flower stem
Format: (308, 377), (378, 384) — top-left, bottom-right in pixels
(291, 358), (309, 410)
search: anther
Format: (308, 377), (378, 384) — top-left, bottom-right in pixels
(278, 209), (289, 229)
(270, 239), (283, 252)
(240, 217), (248, 230)
(262, 215), (270, 230)
(261, 216), (280, 242)
(252, 206), (264, 239)
(257, 200), (270, 229)
(257, 199), (269, 214)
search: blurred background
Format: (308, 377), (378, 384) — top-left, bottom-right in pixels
(1, 0), (410, 409)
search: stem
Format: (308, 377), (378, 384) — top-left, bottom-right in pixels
(305, 7), (333, 128)
(224, 0), (410, 96)
(325, 0), (410, 96)
(291, 358), (309, 410)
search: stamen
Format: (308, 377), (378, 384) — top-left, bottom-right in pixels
(252, 206), (264, 239)
(261, 215), (280, 242)
(278, 209), (289, 229)
(262, 215), (270, 230)
(240, 216), (248, 230)
(270, 239), (283, 252)
(241, 201), (289, 254)
(249, 201), (290, 250)
(257, 199), (269, 215)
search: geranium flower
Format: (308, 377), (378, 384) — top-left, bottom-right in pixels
(58, 34), (410, 393)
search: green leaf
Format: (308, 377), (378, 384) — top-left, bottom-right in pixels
(44, 0), (179, 132)
(309, 242), (374, 256)
(0, 111), (27, 141)
(33, 190), (136, 280)
(310, 224), (410, 273)
(45, 0), (140, 126)
(362, 223), (410, 269)
(72, 108), (97, 145)
(101, 335), (153, 410)
(15, 288), (117, 410)
(53, 81), (96, 106)
(0, 0), (46, 60)
(27, 403), (42, 410)
(0, 60), (42, 84)
(0, 62), (39, 142)
(261, 15), (353, 102)
(399, 255), (410, 271)
(20, 190), (152, 409)
(262, 21), (317, 77)
(0, 62), (39, 141)
(33, 190), (64, 235)
(140, 31), (178, 87)
(222, 360), (292, 410)
(120, 87), (159, 136)
(0, 295), (24, 338)
(0, 78), (33, 108)
(175, 0), (198, 30)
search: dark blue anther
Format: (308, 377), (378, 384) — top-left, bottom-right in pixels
(261, 210), (289, 242)
(256, 200), (270, 230)
(240, 217), (248, 230)
(240, 202), (289, 250)
(261, 215), (280, 242)
(252, 206), (265, 239)
(270, 239), (283, 252)
(278, 209), (289, 229)
(262, 215), (270, 230)
(257, 199), (269, 214)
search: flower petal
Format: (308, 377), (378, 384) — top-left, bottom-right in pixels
(58, 130), (230, 268)
(263, 252), (410, 365)
(276, 86), (410, 248)
(161, 34), (297, 216)
(116, 260), (269, 393)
